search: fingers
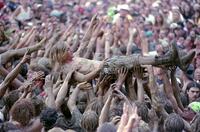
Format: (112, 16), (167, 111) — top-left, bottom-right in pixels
(117, 103), (129, 132)
(118, 67), (128, 75)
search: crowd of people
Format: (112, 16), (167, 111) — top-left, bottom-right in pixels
(0, 0), (200, 131)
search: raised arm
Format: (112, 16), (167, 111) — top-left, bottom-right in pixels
(0, 66), (22, 88)
(44, 31), (62, 58)
(99, 93), (112, 125)
(104, 30), (113, 59)
(134, 66), (144, 102)
(0, 51), (30, 98)
(162, 69), (182, 114)
(170, 67), (184, 111)
(0, 37), (46, 65)
(44, 74), (56, 109)
(84, 20), (103, 59)
(73, 63), (103, 82)
(74, 14), (98, 57)
(55, 70), (74, 109)
(16, 28), (35, 49)
(126, 28), (137, 55)
(67, 82), (86, 112)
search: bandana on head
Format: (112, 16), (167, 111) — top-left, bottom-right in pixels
(189, 102), (200, 113)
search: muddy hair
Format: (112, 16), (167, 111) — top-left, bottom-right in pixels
(97, 122), (117, 132)
(109, 100), (124, 120)
(135, 101), (149, 123)
(81, 111), (98, 132)
(164, 113), (184, 132)
(31, 96), (45, 117)
(50, 42), (68, 63)
(10, 99), (35, 126)
(40, 107), (58, 132)
(3, 90), (20, 111)
(76, 92), (88, 114)
(85, 98), (103, 116)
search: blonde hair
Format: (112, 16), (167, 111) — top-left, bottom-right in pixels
(81, 111), (98, 132)
(50, 42), (68, 63)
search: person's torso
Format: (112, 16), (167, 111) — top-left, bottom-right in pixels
(16, 6), (31, 21)
(73, 57), (101, 74)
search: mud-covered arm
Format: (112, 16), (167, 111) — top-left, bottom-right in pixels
(170, 67), (184, 111)
(0, 51), (30, 98)
(67, 82), (85, 112)
(84, 20), (103, 59)
(126, 28), (137, 55)
(0, 66), (22, 88)
(133, 66), (144, 102)
(44, 31), (62, 58)
(104, 30), (113, 59)
(71, 33), (80, 53)
(162, 69), (182, 114)
(55, 71), (73, 109)
(16, 28), (35, 49)
(44, 75), (56, 109)
(73, 63), (102, 82)
(74, 14), (98, 57)
(99, 94), (112, 125)
(0, 37), (46, 65)
(147, 66), (168, 119)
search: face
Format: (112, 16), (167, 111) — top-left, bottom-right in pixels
(187, 87), (200, 102)
(63, 48), (73, 63)
(194, 68), (200, 81)
(119, 9), (129, 17)
(194, 38), (200, 47)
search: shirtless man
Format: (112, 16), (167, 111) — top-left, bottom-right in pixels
(49, 15), (195, 84)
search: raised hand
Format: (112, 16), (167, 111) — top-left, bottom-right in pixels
(98, 75), (112, 95)
(18, 80), (32, 92)
(133, 66), (144, 79)
(117, 103), (141, 132)
(21, 49), (31, 63)
(77, 81), (92, 91)
(92, 19), (103, 38)
(44, 74), (54, 90)
(116, 67), (128, 88)
(32, 71), (45, 82)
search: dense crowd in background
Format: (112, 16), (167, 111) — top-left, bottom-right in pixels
(1, 0), (200, 131)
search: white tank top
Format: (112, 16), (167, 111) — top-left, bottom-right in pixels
(16, 6), (31, 21)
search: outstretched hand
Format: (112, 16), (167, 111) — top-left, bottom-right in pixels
(44, 74), (54, 91)
(77, 81), (92, 91)
(116, 67), (128, 88)
(133, 66), (144, 79)
(21, 49), (31, 63)
(117, 103), (141, 132)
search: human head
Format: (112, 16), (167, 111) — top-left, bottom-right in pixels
(10, 99), (35, 126)
(60, 101), (71, 119)
(135, 101), (149, 123)
(81, 111), (98, 132)
(164, 113), (184, 132)
(77, 92), (87, 114)
(117, 4), (130, 17)
(97, 122), (117, 132)
(50, 43), (73, 64)
(186, 82), (200, 102)
(40, 107), (58, 131)
(4, 90), (20, 111)
(86, 98), (103, 116)
(194, 68), (200, 82)
(31, 96), (45, 117)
